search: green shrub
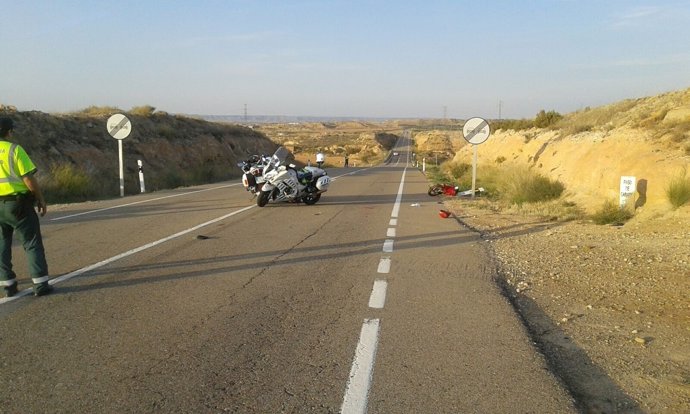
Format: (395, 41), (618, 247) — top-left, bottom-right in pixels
(442, 161), (471, 181)
(130, 105), (156, 117)
(666, 168), (690, 208)
(496, 166), (565, 205)
(41, 163), (96, 202)
(76, 106), (122, 117)
(534, 110), (563, 128)
(157, 124), (178, 139)
(591, 199), (634, 225)
(424, 165), (447, 183)
(490, 119), (534, 131)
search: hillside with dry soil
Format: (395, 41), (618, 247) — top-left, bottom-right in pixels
(429, 88), (690, 412)
(0, 107), (278, 200)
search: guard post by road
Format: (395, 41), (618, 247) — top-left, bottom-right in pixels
(138, 159), (146, 193)
(107, 114), (132, 197)
(462, 117), (491, 198)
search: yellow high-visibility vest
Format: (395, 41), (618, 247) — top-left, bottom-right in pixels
(0, 141), (36, 195)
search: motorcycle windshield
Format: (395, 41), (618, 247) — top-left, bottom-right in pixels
(272, 146), (291, 164)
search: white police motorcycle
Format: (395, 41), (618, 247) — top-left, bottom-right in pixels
(257, 147), (330, 207)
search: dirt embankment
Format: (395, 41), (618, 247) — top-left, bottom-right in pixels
(451, 89), (690, 215)
(429, 89), (690, 412)
(446, 201), (689, 413)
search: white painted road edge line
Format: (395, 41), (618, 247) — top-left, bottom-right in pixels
(340, 318), (381, 414)
(51, 183), (241, 221)
(386, 227), (396, 237)
(52, 165), (373, 222)
(382, 239), (394, 253)
(368, 280), (388, 309)
(0, 205), (256, 305)
(390, 168), (407, 219)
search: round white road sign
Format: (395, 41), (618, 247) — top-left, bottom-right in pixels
(463, 117), (490, 145)
(107, 114), (132, 140)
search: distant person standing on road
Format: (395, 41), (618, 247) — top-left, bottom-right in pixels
(316, 151), (325, 168)
(0, 117), (52, 297)
(344, 155), (349, 167)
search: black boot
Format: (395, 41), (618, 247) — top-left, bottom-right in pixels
(33, 282), (54, 297)
(4, 283), (18, 297)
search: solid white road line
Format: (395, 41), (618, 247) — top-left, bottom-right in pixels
(51, 183), (241, 221)
(368, 280), (388, 309)
(0, 205), (256, 305)
(340, 318), (381, 414)
(390, 168), (406, 219)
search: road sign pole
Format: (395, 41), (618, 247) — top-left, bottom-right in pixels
(107, 114), (132, 198)
(472, 145), (478, 198)
(462, 117), (491, 199)
(118, 140), (125, 197)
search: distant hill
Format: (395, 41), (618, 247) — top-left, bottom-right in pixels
(199, 114), (414, 124)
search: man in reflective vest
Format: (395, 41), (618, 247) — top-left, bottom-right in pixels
(0, 117), (52, 297)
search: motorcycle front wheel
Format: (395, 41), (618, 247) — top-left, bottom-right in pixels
(428, 185), (443, 196)
(257, 191), (270, 207)
(302, 193), (321, 205)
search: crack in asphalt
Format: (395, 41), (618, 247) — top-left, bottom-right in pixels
(241, 209), (342, 289)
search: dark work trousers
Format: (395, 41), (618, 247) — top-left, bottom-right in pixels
(0, 199), (49, 285)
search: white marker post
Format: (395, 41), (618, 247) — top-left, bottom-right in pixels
(138, 159), (146, 193)
(462, 117), (491, 197)
(619, 176), (636, 208)
(107, 114), (132, 197)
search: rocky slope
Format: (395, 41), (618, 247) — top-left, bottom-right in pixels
(431, 88), (690, 412)
(451, 88), (690, 215)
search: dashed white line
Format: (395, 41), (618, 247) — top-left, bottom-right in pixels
(1, 205), (256, 305)
(342, 164), (408, 412)
(51, 183), (241, 221)
(340, 318), (381, 414)
(377, 257), (391, 274)
(368, 280), (388, 309)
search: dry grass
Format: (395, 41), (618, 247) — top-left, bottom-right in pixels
(590, 199), (634, 225)
(666, 167), (690, 208)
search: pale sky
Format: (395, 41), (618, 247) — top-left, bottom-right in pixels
(2, 0), (689, 119)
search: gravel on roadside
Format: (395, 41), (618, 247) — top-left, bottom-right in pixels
(445, 200), (690, 413)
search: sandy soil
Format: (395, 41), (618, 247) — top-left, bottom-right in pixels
(444, 199), (690, 413)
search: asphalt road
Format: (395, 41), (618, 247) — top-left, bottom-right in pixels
(0, 138), (575, 413)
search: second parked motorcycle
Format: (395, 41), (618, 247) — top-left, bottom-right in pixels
(237, 154), (270, 196)
(257, 147), (330, 207)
